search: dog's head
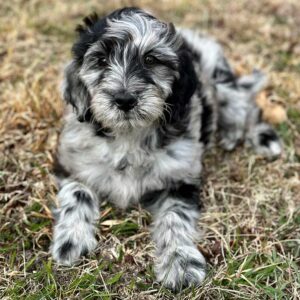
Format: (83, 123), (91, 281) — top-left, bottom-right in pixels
(63, 7), (197, 132)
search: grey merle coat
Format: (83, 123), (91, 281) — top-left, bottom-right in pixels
(51, 7), (282, 290)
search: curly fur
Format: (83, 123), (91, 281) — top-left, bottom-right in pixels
(51, 7), (282, 290)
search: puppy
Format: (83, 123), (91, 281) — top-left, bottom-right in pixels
(51, 7), (282, 290)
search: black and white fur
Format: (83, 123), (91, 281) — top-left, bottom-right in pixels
(51, 8), (282, 290)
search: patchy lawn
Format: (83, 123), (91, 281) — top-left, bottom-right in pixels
(0, 0), (299, 299)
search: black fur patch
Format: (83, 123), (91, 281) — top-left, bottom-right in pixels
(165, 43), (198, 125)
(93, 123), (113, 138)
(199, 87), (214, 146)
(186, 258), (206, 271)
(156, 121), (192, 148)
(115, 157), (129, 171)
(74, 190), (93, 207)
(59, 241), (73, 259)
(157, 42), (198, 148)
(80, 107), (113, 138)
(166, 149), (176, 158)
(213, 68), (236, 85)
(140, 189), (166, 208)
(52, 157), (70, 179)
(169, 181), (200, 208)
(189, 46), (201, 62)
(140, 181), (201, 209)
(142, 134), (154, 150)
(170, 206), (190, 222)
(259, 129), (279, 147)
(80, 247), (89, 257)
(63, 62), (91, 122)
(213, 57), (237, 87)
(65, 207), (74, 215)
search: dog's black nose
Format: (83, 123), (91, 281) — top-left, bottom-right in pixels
(114, 92), (137, 111)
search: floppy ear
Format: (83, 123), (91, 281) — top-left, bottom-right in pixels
(166, 46), (198, 125)
(62, 61), (91, 122)
(61, 13), (102, 122)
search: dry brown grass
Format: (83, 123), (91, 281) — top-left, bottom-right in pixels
(0, 0), (300, 299)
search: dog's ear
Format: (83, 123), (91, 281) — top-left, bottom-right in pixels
(61, 13), (101, 122)
(61, 61), (91, 122)
(166, 45), (198, 125)
(75, 12), (99, 35)
(167, 22), (176, 35)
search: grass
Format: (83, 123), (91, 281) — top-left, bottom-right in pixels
(0, 0), (300, 299)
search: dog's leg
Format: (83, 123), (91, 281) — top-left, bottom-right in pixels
(182, 31), (282, 159)
(142, 182), (206, 290)
(215, 69), (282, 159)
(51, 180), (99, 265)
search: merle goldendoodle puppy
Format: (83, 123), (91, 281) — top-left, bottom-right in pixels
(51, 7), (281, 290)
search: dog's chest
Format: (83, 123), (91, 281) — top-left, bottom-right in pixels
(60, 122), (202, 209)
(93, 136), (201, 208)
(76, 133), (159, 208)
(107, 137), (154, 174)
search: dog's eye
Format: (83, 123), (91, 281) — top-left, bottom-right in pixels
(98, 56), (107, 67)
(144, 55), (158, 66)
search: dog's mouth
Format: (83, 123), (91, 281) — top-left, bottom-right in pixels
(90, 89), (165, 130)
(119, 107), (149, 123)
(120, 109), (136, 120)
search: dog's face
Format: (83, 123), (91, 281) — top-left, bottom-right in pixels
(64, 8), (189, 131)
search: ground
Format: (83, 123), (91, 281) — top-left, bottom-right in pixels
(0, 0), (300, 299)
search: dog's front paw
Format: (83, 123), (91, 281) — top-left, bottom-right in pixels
(51, 221), (97, 266)
(155, 246), (206, 291)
